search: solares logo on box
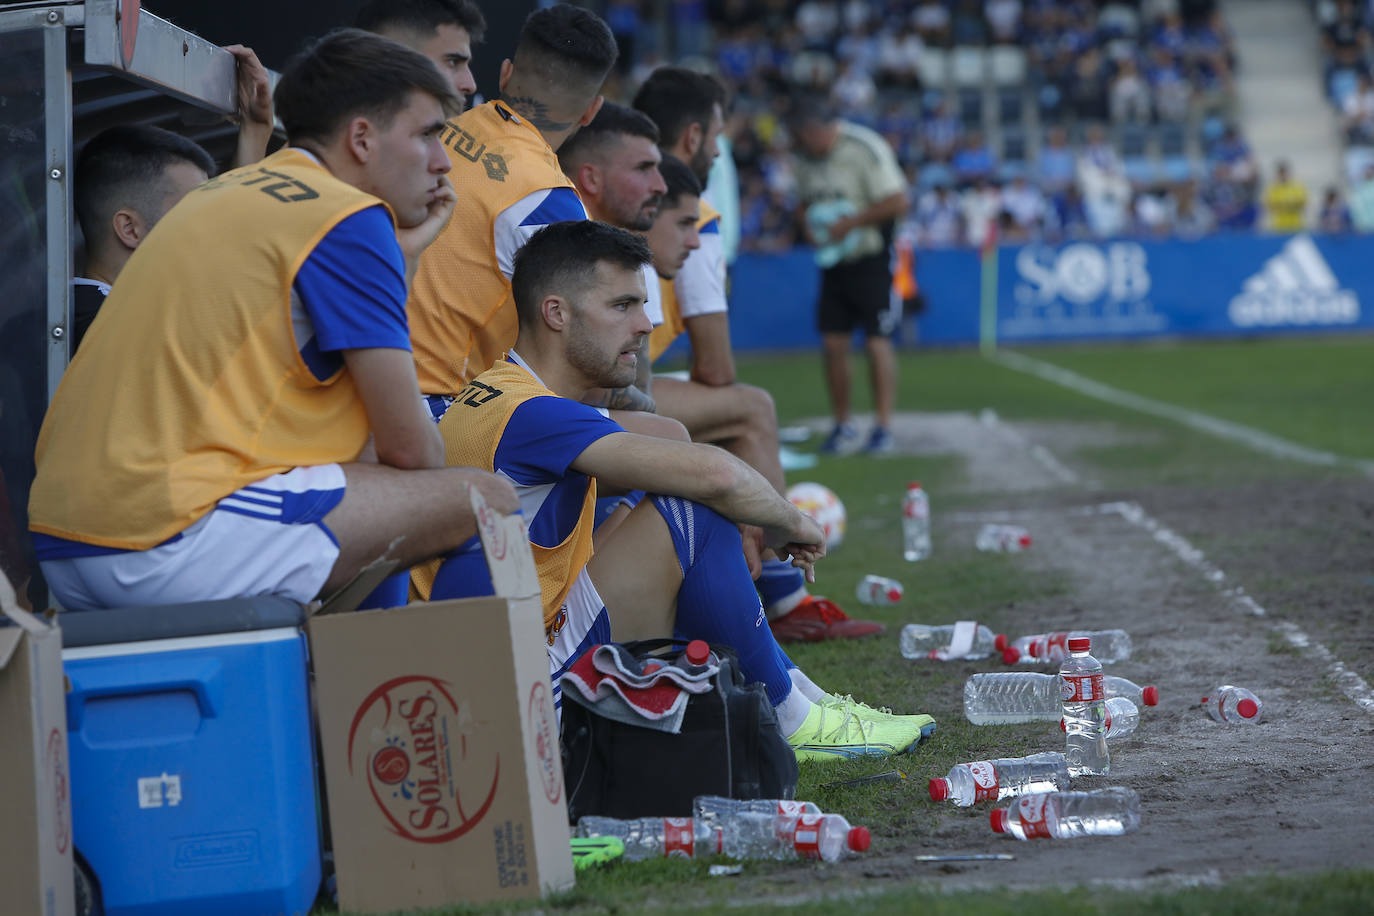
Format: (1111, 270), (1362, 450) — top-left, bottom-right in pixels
(347, 675), (500, 843)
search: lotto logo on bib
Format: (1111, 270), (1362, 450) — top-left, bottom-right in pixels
(347, 675), (500, 844)
(1017, 794), (1055, 839)
(1061, 673), (1104, 702)
(968, 760), (999, 801)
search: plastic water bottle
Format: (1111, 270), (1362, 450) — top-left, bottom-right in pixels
(928, 752), (1070, 806)
(964, 672), (1158, 724)
(1061, 696), (1139, 740)
(1060, 637), (1109, 776)
(1202, 685), (1262, 724)
(997, 629), (1133, 665)
(719, 811), (870, 862)
(693, 796), (820, 828)
(975, 524), (1032, 552)
(990, 788), (1140, 840)
(900, 622), (1002, 660)
(902, 482), (931, 561)
(575, 816), (720, 860)
(855, 575), (903, 606)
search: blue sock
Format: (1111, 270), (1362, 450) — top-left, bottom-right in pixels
(757, 557), (807, 614)
(357, 571), (411, 610)
(651, 495), (796, 706)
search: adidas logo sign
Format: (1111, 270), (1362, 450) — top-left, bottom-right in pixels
(1228, 235), (1360, 327)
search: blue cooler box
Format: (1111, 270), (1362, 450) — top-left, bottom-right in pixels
(60, 598), (322, 916)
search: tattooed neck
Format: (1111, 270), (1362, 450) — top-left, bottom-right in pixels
(502, 94), (575, 133)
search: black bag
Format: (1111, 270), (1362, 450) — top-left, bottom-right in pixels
(561, 639), (799, 821)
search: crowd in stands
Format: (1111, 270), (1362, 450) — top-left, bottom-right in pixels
(606, 0), (1369, 248)
(1313, 0), (1374, 230)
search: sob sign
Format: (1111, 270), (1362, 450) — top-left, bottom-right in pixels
(1014, 242), (1151, 306)
(347, 675), (500, 843)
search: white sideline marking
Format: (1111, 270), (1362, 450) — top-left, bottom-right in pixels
(992, 350), (1374, 477)
(1093, 501), (1374, 714)
(948, 494), (1374, 714)
(977, 408), (1083, 485)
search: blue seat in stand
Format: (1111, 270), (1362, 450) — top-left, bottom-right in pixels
(60, 596), (322, 916)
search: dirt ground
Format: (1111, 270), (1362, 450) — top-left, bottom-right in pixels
(761, 411), (1374, 895)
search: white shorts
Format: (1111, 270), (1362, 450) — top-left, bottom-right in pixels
(41, 465), (346, 611)
(547, 569), (612, 715)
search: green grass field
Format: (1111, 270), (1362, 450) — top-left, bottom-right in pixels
(334, 334), (1374, 916)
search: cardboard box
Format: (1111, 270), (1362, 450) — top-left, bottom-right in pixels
(310, 493), (574, 913)
(0, 576), (75, 916)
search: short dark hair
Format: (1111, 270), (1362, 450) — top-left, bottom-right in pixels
(557, 102), (660, 173)
(632, 67), (727, 149)
(511, 221), (652, 326)
(75, 125), (216, 247)
(355, 0), (486, 43)
(275, 28), (460, 146)
(514, 5), (618, 88)
(657, 154), (702, 209)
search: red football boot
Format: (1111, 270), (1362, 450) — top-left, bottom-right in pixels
(768, 596), (886, 644)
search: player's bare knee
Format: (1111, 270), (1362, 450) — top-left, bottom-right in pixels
(443, 467), (520, 515)
(641, 412), (691, 442)
(739, 384), (779, 432)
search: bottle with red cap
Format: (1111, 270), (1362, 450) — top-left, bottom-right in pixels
(964, 671), (1158, 724)
(997, 629), (1132, 665)
(900, 622), (1003, 660)
(1060, 696), (1139, 740)
(720, 810), (870, 862)
(575, 816), (721, 861)
(928, 752), (1070, 807)
(855, 575), (904, 606)
(1060, 636), (1109, 777)
(1202, 685), (1262, 724)
(990, 787), (1140, 840)
(975, 524), (1032, 553)
(676, 639), (714, 671)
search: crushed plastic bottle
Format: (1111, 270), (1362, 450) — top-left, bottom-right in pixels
(693, 796), (821, 828)
(856, 575), (903, 606)
(1202, 685), (1262, 724)
(990, 787), (1140, 840)
(1060, 696), (1139, 740)
(997, 629), (1133, 665)
(1060, 637), (1109, 777)
(720, 811), (871, 862)
(975, 524), (1032, 552)
(900, 622), (1002, 660)
(902, 482), (931, 561)
(575, 816), (721, 861)
(928, 752), (1070, 806)
(964, 672), (1158, 724)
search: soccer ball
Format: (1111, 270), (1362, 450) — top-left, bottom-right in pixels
(786, 482), (847, 550)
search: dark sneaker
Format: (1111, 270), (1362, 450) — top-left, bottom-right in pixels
(769, 596), (886, 644)
(864, 426), (895, 455)
(818, 423), (860, 456)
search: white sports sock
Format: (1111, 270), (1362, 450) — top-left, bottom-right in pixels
(764, 585), (807, 619)
(775, 686), (814, 737)
(788, 667), (829, 703)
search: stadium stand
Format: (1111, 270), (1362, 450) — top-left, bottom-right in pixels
(600, 0), (1294, 244)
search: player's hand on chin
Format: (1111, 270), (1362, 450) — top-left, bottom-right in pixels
(397, 176), (457, 261)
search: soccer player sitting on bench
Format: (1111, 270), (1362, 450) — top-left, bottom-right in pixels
(30, 29), (517, 611)
(416, 220), (935, 761)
